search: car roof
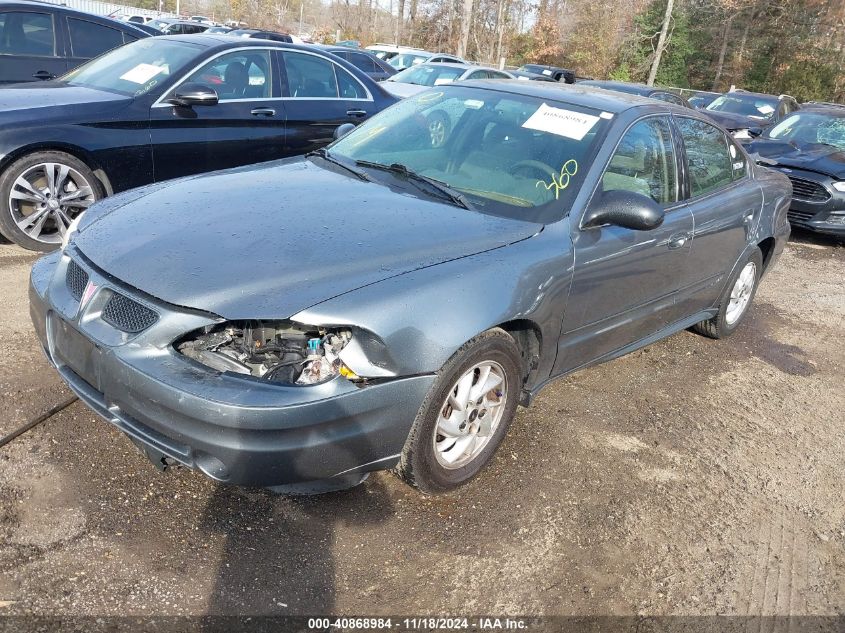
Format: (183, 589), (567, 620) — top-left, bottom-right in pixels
(8, 0), (152, 33)
(579, 80), (668, 95)
(162, 34), (336, 53)
(451, 80), (685, 113)
(796, 103), (845, 116)
(725, 90), (781, 101)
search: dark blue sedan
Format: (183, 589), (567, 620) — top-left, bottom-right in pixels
(0, 34), (397, 250)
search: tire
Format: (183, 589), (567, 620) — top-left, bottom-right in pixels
(396, 328), (522, 493)
(693, 248), (763, 339)
(427, 111), (450, 149)
(0, 151), (102, 252)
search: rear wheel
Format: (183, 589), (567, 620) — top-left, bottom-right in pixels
(693, 248), (763, 339)
(396, 328), (522, 493)
(427, 111), (450, 148)
(0, 151), (101, 252)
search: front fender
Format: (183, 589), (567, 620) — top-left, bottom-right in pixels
(292, 221), (574, 384)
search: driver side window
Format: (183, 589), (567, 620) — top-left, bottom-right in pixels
(602, 117), (678, 205)
(180, 50), (272, 101)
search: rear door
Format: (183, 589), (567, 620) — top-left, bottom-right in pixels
(556, 114), (695, 373)
(149, 47), (286, 181)
(279, 49), (375, 155)
(673, 116), (759, 312)
(0, 9), (65, 83)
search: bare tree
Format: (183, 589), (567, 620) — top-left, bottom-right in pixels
(457, 0), (474, 57)
(646, 0), (674, 86)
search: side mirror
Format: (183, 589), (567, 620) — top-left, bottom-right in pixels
(334, 123), (356, 140)
(748, 127), (763, 138)
(583, 190), (665, 231)
(167, 83), (219, 107)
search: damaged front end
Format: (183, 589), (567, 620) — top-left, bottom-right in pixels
(176, 321), (363, 386)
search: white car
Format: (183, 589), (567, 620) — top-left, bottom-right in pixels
(365, 45), (465, 70)
(382, 62), (514, 98)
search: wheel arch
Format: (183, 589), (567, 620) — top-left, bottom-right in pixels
(0, 143), (114, 196)
(757, 236), (777, 271)
(495, 319), (543, 392)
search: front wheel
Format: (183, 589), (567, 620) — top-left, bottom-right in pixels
(396, 328), (522, 493)
(693, 248), (763, 339)
(0, 151), (101, 252)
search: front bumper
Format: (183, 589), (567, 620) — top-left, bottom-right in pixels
(30, 249), (435, 489)
(773, 167), (845, 236)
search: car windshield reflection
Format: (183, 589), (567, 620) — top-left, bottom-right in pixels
(329, 86), (609, 221)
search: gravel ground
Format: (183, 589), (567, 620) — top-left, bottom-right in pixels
(0, 231), (843, 620)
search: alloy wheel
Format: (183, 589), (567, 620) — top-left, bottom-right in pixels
(433, 361), (508, 469)
(725, 261), (757, 325)
(8, 162), (96, 244)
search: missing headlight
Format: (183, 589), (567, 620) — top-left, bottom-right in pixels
(176, 321), (358, 386)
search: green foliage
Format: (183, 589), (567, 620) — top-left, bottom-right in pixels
(609, 0), (693, 88)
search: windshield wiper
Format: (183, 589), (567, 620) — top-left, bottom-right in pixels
(355, 160), (472, 210)
(306, 148), (371, 182)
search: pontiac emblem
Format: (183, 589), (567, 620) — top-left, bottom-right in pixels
(80, 280), (99, 308)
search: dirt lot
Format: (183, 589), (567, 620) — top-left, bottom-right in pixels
(0, 232), (843, 621)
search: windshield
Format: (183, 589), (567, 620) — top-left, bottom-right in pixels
(328, 86), (609, 222)
(388, 52), (430, 69)
(767, 112), (845, 150)
(391, 64), (464, 86)
(63, 38), (203, 96)
(706, 94), (778, 119)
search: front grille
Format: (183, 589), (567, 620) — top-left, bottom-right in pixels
(101, 293), (158, 333)
(788, 209), (817, 223)
(787, 176), (831, 202)
(66, 260), (89, 301)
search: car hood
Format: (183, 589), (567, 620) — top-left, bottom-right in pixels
(746, 139), (845, 180)
(74, 158), (542, 320)
(381, 81), (428, 98)
(0, 82), (130, 119)
(703, 109), (769, 131)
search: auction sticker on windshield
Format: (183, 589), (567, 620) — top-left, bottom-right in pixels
(120, 63), (166, 84)
(522, 103), (600, 140)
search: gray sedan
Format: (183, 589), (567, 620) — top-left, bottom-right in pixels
(29, 81), (791, 494)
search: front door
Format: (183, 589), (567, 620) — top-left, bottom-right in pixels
(556, 115), (695, 374)
(279, 49), (375, 155)
(149, 48), (286, 182)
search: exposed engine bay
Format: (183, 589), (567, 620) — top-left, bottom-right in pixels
(177, 321), (359, 385)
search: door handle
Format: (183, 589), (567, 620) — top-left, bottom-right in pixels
(667, 232), (692, 249)
(346, 109), (367, 118)
(32, 70), (55, 80)
(251, 107), (276, 117)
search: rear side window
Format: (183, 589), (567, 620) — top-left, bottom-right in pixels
(727, 138), (747, 181)
(652, 92), (685, 106)
(284, 52), (341, 98)
(603, 117), (678, 205)
(0, 11), (55, 56)
(68, 18), (124, 58)
(677, 117), (734, 197)
(347, 52), (377, 73)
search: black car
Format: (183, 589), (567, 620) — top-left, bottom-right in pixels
(518, 64), (575, 83)
(0, 0), (150, 84)
(746, 102), (845, 237)
(317, 46), (396, 82)
(509, 69), (556, 82)
(703, 90), (799, 140)
(579, 80), (692, 108)
(683, 89), (721, 110)
(229, 29), (292, 43)
(0, 35), (397, 250)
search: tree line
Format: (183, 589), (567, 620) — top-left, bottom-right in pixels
(142, 0), (845, 101)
